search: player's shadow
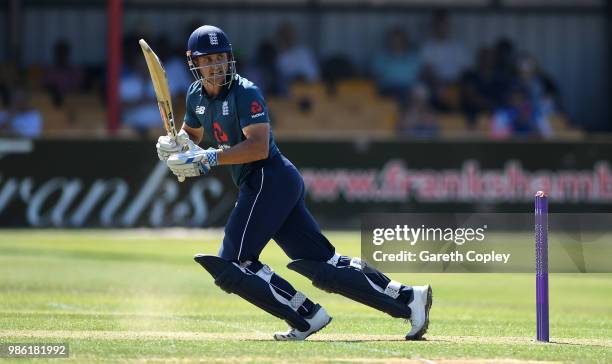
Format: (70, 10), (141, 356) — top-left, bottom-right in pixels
(546, 340), (609, 348)
(241, 337), (424, 342)
(246, 338), (611, 347)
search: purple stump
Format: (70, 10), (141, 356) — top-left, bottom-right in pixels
(535, 191), (549, 342)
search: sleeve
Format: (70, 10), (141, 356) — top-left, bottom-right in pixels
(183, 85), (201, 129)
(236, 86), (270, 129)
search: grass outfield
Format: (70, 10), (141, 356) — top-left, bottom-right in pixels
(0, 230), (611, 363)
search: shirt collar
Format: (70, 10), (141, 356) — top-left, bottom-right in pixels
(200, 77), (234, 101)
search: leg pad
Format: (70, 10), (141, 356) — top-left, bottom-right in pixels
(195, 254), (310, 331)
(287, 258), (412, 319)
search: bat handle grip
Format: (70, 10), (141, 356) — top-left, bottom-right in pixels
(173, 132), (188, 183)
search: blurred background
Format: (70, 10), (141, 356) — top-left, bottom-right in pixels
(0, 0), (611, 228)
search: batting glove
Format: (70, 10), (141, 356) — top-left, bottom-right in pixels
(156, 129), (193, 161)
(166, 148), (219, 178)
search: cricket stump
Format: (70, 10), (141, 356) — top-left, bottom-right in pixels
(535, 191), (549, 342)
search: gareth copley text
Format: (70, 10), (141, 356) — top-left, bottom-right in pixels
(372, 250), (511, 264)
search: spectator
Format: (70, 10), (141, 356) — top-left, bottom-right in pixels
(320, 54), (356, 94)
(491, 37), (517, 96)
(397, 84), (439, 138)
(515, 55), (559, 121)
(372, 27), (422, 109)
(119, 35), (160, 136)
(0, 82), (8, 109)
(0, 87), (43, 138)
(243, 40), (282, 96)
(276, 23), (320, 91)
(421, 9), (470, 84)
(0, 62), (19, 107)
(0, 90), (8, 134)
(460, 47), (506, 126)
(490, 86), (551, 139)
(494, 37), (517, 80)
(43, 40), (84, 107)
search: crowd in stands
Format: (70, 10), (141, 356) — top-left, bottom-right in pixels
(0, 37), (106, 138)
(0, 9), (572, 139)
(240, 10), (567, 139)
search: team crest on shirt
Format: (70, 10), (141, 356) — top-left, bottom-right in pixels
(195, 106), (206, 115)
(250, 101), (264, 118)
(222, 101), (229, 116)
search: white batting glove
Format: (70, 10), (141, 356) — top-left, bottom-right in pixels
(156, 129), (193, 161)
(166, 148), (220, 178)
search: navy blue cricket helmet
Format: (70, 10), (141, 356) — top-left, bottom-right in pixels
(186, 25), (236, 87)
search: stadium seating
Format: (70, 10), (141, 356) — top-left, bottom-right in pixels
(11, 74), (584, 141)
(271, 81), (398, 138)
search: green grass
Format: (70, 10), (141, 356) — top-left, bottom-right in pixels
(0, 230), (611, 363)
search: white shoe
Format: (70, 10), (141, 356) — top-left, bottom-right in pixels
(273, 304), (332, 341)
(405, 285), (432, 340)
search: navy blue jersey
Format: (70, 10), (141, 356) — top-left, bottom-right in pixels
(184, 74), (280, 186)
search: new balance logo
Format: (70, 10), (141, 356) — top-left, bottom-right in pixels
(209, 33), (218, 45)
(195, 106), (206, 115)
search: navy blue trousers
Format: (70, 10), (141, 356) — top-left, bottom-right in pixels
(218, 154), (335, 263)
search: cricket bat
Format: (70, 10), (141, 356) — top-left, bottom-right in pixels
(138, 38), (186, 182)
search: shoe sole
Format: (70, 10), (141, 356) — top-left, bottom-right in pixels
(273, 316), (333, 341)
(405, 286), (432, 340)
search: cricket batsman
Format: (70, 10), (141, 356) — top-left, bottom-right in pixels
(156, 25), (432, 341)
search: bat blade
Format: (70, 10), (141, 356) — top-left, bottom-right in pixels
(139, 39), (185, 182)
(138, 39), (177, 138)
